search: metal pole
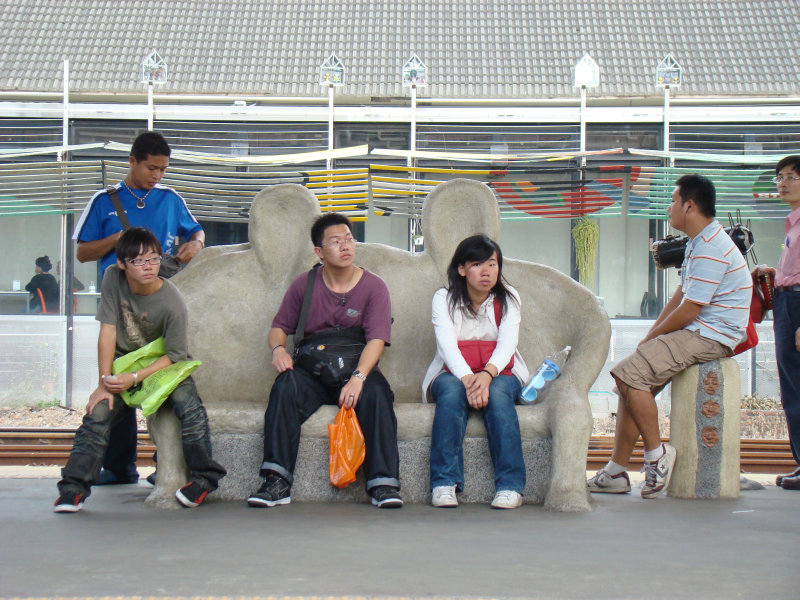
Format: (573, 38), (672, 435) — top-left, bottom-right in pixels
(327, 84), (334, 172)
(579, 86), (587, 167)
(409, 85), (417, 160)
(658, 86), (673, 310)
(59, 60), (69, 162)
(408, 85), (418, 252)
(664, 86), (673, 167)
(61, 58), (74, 408)
(147, 81), (154, 131)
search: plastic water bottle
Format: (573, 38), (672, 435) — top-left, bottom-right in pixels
(519, 346), (571, 405)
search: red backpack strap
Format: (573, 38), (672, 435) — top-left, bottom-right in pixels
(491, 295), (515, 375)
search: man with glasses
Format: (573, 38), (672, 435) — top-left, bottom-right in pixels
(54, 228), (225, 512)
(248, 213), (403, 509)
(756, 156), (800, 490)
(72, 131), (205, 486)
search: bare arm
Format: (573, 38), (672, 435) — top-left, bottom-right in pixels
(86, 323), (118, 414)
(647, 286), (684, 333)
(339, 339), (385, 409)
(641, 298), (702, 344)
(175, 231), (206, 264)
(102, 354), (174, 396)
(76, 233), (121, 263)
(268, 328), (293, 373)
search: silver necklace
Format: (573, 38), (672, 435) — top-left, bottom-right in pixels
(322, 266), (358, 306)
(122, 180), (152, 209)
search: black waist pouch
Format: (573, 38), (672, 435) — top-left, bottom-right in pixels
(293, 326), (366, 389)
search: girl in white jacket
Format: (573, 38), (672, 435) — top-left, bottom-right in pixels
(422, 235), (529, 509)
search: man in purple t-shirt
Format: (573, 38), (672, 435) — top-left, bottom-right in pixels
(247, 213), (402, 508)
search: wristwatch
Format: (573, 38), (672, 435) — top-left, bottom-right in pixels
(352, 370), (366, 381)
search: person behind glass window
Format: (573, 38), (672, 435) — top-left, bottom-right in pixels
(25, 255), (59, 313)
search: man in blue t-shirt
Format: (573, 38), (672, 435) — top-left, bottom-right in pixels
(73, 132), (205, 277)
(72, 131), (206, 485)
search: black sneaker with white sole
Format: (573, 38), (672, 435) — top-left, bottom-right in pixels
(370, 485), (403, 508)
(54, 491), (85, 513)
(175, 481), (209, 508)
(247, 474), (291, 507)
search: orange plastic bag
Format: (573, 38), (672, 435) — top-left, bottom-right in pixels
(328, 406), (366, 488)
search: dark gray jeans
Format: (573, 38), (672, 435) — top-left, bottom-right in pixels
(260, 367), (400, 491)
(58, 377), (226, 497)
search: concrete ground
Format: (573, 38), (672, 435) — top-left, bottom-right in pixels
(0, 467), (797, 600)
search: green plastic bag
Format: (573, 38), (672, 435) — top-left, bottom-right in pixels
(111, 337), (201, 417)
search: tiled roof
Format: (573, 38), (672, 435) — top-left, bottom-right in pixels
(1, 0), (798, 99)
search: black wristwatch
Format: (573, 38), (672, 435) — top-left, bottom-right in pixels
(352, 370), (366, 381)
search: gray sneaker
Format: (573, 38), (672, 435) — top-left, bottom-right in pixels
(587, 470), (631, 494)
(641, 444), (677, 499)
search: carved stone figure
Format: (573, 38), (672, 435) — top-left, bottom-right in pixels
(147, 179), (610, 512)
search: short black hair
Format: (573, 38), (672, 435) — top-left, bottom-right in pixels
(675, 174), (716, 218)
(776, 155), (800, 176)
(130, 131), (171, 162)
(115, 227), (162, 262)
(311, 213), (353, 248)
(446, 235), (516, 318)
(35, 255), (52, 272)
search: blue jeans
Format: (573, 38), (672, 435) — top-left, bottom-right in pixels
(774, 290), (800, 465)
(58, 377), (226, 497)
(429, 372), (525, 494)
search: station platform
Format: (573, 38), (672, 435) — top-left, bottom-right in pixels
(0, 467), (796, 600)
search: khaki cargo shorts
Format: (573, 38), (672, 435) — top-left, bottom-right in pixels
(610, 329), (732, 396)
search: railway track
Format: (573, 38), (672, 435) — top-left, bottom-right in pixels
(0, 429), (156, 467)
(0, 428), (793, 474)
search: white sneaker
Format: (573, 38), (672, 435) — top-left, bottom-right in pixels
(491, 490), (522, 509)
(431, 485), (458, 507)
(641, 443), (677, 499)
(587, 469), (631, 494)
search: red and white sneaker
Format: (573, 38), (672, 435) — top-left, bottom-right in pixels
(641, 444), (677, 499)
(587, 470), (631, 494)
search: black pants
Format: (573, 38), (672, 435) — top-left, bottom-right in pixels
(260, 367), (400, 491)
(59, 378), (226, 496)
(102, 405), (139, 478)
(774, 290), (800, 465)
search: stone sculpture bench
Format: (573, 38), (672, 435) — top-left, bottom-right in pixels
(146, 179), (611, 512)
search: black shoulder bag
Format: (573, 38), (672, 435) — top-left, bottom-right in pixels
(292, 263), (367, 389)
(107, 186), (183, 278)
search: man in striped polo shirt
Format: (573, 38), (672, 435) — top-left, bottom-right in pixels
(588, 174), (751, 499)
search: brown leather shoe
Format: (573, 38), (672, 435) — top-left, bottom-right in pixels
(775, 466), (800, 486)
(781, 475), (800, 490)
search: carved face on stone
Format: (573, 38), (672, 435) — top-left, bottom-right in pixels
(703, 371), (720, 396)
(701, 400), (720, 418)
(701, 426), (720, 447)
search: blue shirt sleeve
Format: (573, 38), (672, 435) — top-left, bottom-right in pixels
(171, 191), (202, 240)
(73, 192), (115, 243)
